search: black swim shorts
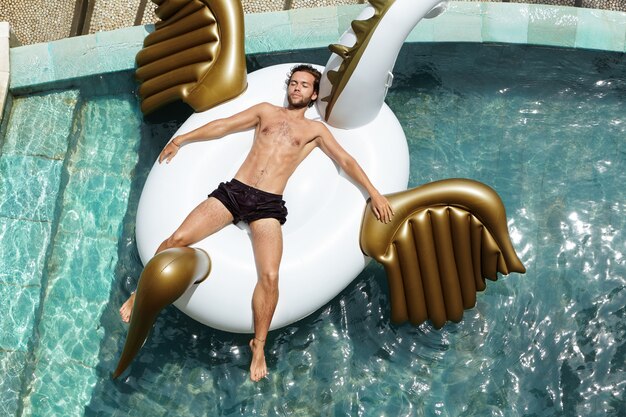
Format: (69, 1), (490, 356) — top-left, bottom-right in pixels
(209, 179), (288, 225)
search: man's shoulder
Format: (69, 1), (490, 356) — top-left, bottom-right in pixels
(244, 101), (276, 113)
(305, 117), (328, 130)
(255, 101), (280, 111)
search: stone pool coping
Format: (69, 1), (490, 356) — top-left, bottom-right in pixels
(5, 2), (626, 97)
(0, 23), (20, 122)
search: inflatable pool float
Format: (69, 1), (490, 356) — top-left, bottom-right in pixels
(114, 0), (525, 378)
(135, 61), (409, 333)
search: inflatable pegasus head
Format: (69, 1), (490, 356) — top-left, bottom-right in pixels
(319, 0), (448, 128)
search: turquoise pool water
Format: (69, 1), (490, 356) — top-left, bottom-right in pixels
(1, 42), (625, 416)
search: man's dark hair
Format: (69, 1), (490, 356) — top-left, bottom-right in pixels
(287, 64), (322, 96)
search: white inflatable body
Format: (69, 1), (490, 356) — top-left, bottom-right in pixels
(136, 64), (409, 333)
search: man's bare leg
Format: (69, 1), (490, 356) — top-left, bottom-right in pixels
(248, 218), (283, 382)
(119, 197), (233, 322)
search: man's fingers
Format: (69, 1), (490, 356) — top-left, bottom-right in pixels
(160, 147), (177, 164)
(158, 149), (169, 164)
(375, 202), (393, 224)
(158, 143), (180, 164)
(385, 205), (393, 223)
(375, 205), (389, 223)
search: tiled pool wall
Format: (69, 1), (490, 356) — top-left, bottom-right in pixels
(5, 0), (624, 47)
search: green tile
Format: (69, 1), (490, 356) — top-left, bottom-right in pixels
(527, 4), (578, 48)
(290, 7), (341, 46)
(95, 26), (147, 74)
(0, 155), (63, 222)
(0, 350), (27, 417)
(22, 353), (98, 417)
(0, 283), (40, 351)
(481, 3), (529, 45)
(35, 231), (118, 366)
(336, 4), (362, 37)
(2, 90), (77, 159)
(575, 9), (626, 52)
(45, 232), (118, 302)
(433, 2), (483, 43)
(10, 29), (144, 90)
(407, 13), (436, 43)
(244, 11), (294, 53)
(0, 216), (51, 286)
(9, 43), (55, 90)
(49, 34), (101, 81)
(56, 169), (131, 239)
(68, 95), (142, 175)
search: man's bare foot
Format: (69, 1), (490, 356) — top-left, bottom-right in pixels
(249, 338), (268, 382)
(119, 292), (136, 323)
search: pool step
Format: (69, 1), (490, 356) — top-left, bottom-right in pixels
(0, 89), (144, 416)
(0, 89), (80, 417)
(18, 93), (144, 416)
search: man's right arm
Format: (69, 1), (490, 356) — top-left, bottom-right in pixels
(314, 123), (394, 223)
(159, 103), (270, 164)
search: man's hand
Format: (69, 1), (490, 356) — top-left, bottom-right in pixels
(370, 192), (394, 224)
(158, 139), (181, 164)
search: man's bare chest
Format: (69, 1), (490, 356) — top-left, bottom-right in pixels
(259, 119), (311, 148)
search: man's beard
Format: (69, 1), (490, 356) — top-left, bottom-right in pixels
(288, 94), (311, 109)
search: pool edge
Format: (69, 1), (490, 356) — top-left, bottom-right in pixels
(1, 22), (20, 124)
(8, 3), (626, 93)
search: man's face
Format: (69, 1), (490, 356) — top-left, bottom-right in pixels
(287, 71), (318, 109)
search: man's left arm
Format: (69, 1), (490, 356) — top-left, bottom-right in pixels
(316, 125), (394, 223)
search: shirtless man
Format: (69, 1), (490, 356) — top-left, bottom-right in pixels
(119, 64), (394, 382)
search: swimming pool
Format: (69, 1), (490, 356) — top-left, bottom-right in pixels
(2, 3), (626, 417)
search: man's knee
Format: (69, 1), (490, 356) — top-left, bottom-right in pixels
(164, 230), (190, 248)
(259, 270), (279, 288)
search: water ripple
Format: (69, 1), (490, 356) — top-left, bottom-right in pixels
(7, 44), (624, 416)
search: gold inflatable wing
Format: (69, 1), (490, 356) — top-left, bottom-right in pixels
(360, 179), (526, 329)
(113, 247), (211, 378)
(136, 0), (247, 115)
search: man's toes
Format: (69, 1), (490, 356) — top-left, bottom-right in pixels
(251, 368), (265, 382)
(121, 311), (130, 323)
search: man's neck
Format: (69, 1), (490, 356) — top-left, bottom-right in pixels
(284, 105), (309, 119)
